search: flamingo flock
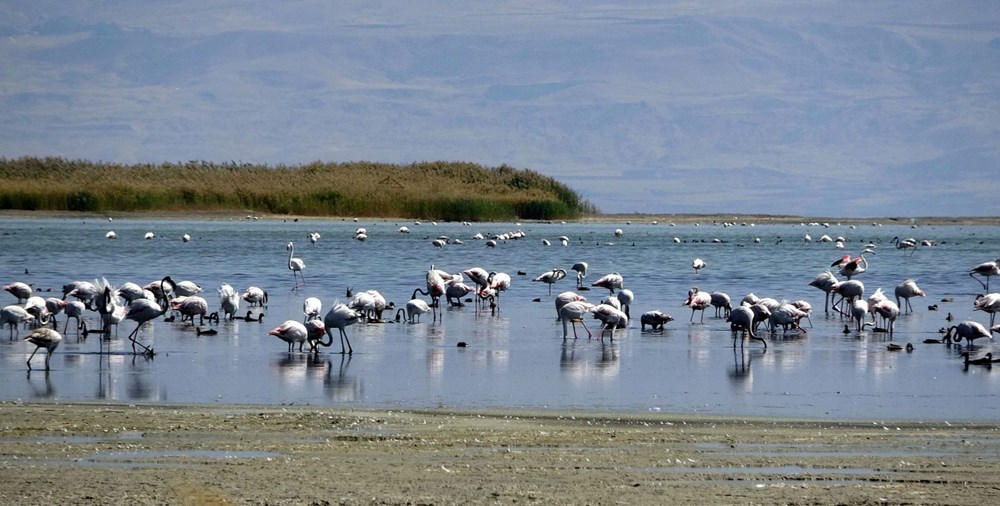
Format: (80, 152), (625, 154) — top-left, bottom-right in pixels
(3, 220), (997, 375)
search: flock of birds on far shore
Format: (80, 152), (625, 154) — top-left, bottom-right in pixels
(4, 222), (1000, 372)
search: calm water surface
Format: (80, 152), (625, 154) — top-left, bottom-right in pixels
(1, 216), (998, 421)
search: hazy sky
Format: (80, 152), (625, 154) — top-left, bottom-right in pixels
(2, 1), (998, 217)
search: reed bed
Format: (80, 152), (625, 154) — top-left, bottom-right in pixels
(0, 157), (595, 220)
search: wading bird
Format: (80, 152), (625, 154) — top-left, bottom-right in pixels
(25, 327), (62, 371)
(894, 279), (925, 313)
(287, 242), (305, 290)
(970, 259), (1000, 291)
(533, 268), (566, 296)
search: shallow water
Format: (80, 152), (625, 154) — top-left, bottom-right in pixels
(1, 216), (998, 420)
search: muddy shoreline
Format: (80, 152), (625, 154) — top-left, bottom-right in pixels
(1, 401), (997, 505)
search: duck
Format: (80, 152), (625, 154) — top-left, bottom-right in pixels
(233, 310), (264, 322)
(195, 327), (218, 336)
(887, 342), (913, 352)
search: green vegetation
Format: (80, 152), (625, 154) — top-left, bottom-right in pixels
(0, 157), (597, 220)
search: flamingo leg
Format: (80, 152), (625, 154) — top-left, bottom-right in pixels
(339, 329), (353, 355)
(26, 346), (40, 370)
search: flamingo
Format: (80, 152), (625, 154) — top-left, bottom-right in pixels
(727, 305), (766, 349)
(809, 271), (839, 314)
(445, 282), (475, 307)
(413, 266), (447, 319)
(891, 236), (917, 255)
(4, 282), (32, 303)
(710, 291), (731, 318)
(173, 296), (208, 325)
(973, 293), (1000, 328)
(269, 320), (310, 352)
(365, 290), (393, 321)
(616, 289), (634, 319)
(316, 303), (362, 354)
(287, 242), (305, 290)
(482, 271), (511, 313)
(837, 255), (867, 279)
(591, 272), (624, 294)
(309, 231), (321, 245)
(118, 282), (146, 305)
(106, 231), (117, 240)
(871, 299), (900, 336)
(396, 299), (432, 323)
(946, 321), (992, 346)
(124, 277), (172, 355)
(559, 300), (594, 339)
(851, 299), (869, 332)
(747, 303), (772, 333)
(24, 327), (62, 371)
(63, 301), (86, 334)
(684, 287), (712, 323)
(44, 298), (67, 330)
(2, 305), (34, 338)
(571, 262), (588, 290)
(970, 259), (1000, 291)
(555, 291), (586, 320)
(218, 283), (241, 320)
(303, 297), (323, 322)
(241, 286), (268, 307)
(24, 296), (50, 328)
(640, 310), (673, 331)
(769, 302), (808, 333)
(692, 258), (706, 274)
(591, 304), (628, 339)
(894, 279), (924, 313)
(830, 280), (865, 315)
(173, 280), (203, 297)
(65, 280), (99, 309)
(533, 268), (567, 295)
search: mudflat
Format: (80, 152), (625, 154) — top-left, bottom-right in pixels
(1, 402), (997, 505)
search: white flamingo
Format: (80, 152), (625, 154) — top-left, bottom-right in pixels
(218, 283), (241, 320)
(571, 262), (588, 289)
(710, 291), (731, 318)
(970, 259), (1000, 291)
(2, 305), (34, 338)
(809, 271), (839, 314)
(25, 327), (62, 371)
(946, 321), (992, 346)
(303, 297), (323, 322)
(591, 272), (623, 294)
(4, 282), (32, 303)
(124, 276), (172, 355)
(640, 310), (673, 331)
(894, 279), (924, 313)
(287, 242), (306, 290)
(269, 320), (310, 352)
(684, 287), (712, 323)
(533, 268), (567, 295)
(241, 286), (268, 307)
(591, 304), (628, 339)
(316, 303), (362, 354)
(692, 258), (706, 274)
(973, 293), (1000, 328)
(396, 299), (432, 323)
(727, 305), (766, 349)
(559, 301), (594, 339)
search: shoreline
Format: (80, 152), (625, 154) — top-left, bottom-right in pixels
(2, 400), (998, 504)
(2, 208), (998, 226)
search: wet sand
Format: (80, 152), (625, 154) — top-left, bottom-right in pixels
(2, 401), (998, 505)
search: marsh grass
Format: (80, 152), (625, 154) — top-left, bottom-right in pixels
(0, 157), (595, 220)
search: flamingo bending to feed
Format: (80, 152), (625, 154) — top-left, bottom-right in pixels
(830, 280), (865, 315)
(315, 303), (362, 354)
(727, 305), (766, 349)
(4, 282), (32, 303)
(945, 321), (992, 346)
(287, 242), (306, 290)
(268, 320), (316, 352)
(242, 286), (268, 307)
(871, 299), (900, 336)
(303, 297), (323, 322)
(533, 268), (567, 295)
(591, 272), (624, 294)
(809, 271), (839, 314)
(396, 299), (432, 323)
(710, 291), (731, 318)
(2, 305), (34, 338)
(591, 304), (628, 339)
(25, 327), (62, 371)
(616, 289), (634, 318)
(218, 283), (241, 320)
(559, 301), (595, 339)
(684, 287), (712, 323)
(894, 279), (924, 313)
(555, 291), (586, 320)
(640, 311), (673, 331)
(172, 296), (208, 325)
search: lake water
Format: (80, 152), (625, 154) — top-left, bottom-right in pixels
(1, 215), (998, 421)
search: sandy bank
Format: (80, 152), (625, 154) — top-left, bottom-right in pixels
(1, 401), (997, 505)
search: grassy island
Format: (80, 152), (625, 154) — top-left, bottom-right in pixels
(0, 157), (594, 221)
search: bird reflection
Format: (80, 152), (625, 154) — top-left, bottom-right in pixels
(560, 340), (619, 381)
(728, 347), (761, 393)
(26, 370), (56, 398)
(310, 354), (362, 402)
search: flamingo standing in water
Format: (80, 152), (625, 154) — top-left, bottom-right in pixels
(303, 297), (323, 322)
(396, 299), (432, 323)
(973, 293), (1000, 328)
(727, 305), (766, 349)
(124, 276), (172, 355)
(316, 303), (362, 354)
(3, 282), (32, 303)
(287, 242), (305, 290)
(24, 327), (62, 371)
(571, 262), (589, 290)
(218, 283), (240, 320)
(242, 286), (268, 307)
(692, 258), (706, 274)
(533, 268), (566, 296)
(591, 272), (624, 294)
(684, 287), (712, 323)
(894, 279), (924, 313)
(558, 300), (594, 339)
(591, 304), (628, 339)
(2, 305), (34, 338)
(970, 259), (1000, 291)
(269, 320), (311, 352)
(945, 321), (992, 346)
(809, 271), (839, 314)
(555, 291), (586, 320)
